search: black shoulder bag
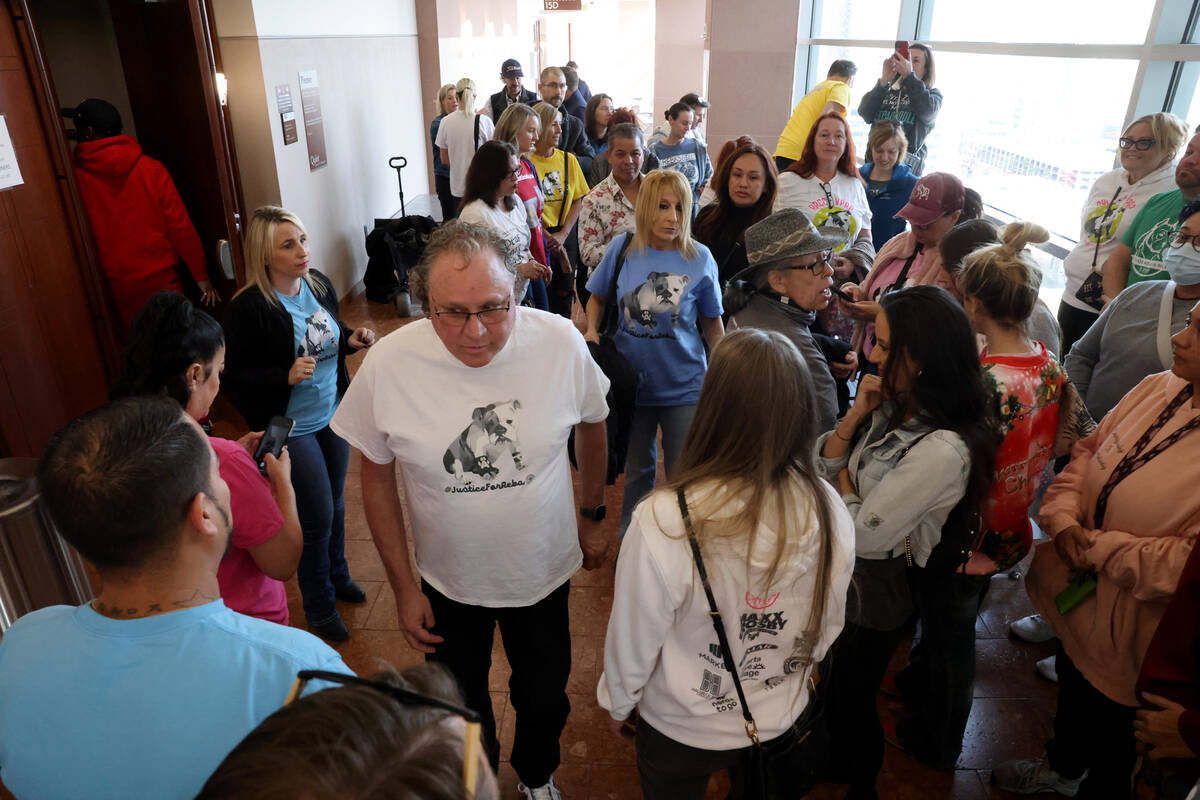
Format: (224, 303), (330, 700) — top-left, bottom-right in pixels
(676, 486), (826, 799)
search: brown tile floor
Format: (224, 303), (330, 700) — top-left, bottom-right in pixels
(208, 288), (1059, 799)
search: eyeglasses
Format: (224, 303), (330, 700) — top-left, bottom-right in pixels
(785, 252), (834, 274)
(542, 82), (565, 89)
(508, 165), (522, 177)
(1118, 137), (1156, 151)
(284, 670), (483, 798)
(1172, 230), (1200, 253)
(433, 305), (511, 327)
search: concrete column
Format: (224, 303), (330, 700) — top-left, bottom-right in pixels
(653, 0), (706, 125)
(415, 0), (442, 193)
(706, 0), (801, 159)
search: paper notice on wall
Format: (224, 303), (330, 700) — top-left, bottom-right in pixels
(0, 116), (25, 190)
(298, 70), (327, 170)
(275, 84), (298, 146)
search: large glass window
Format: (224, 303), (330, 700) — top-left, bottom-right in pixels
(811, 44), (899, 154)
(920, 52), (1139, 241)
(811, 0), (901, 41)
(928, 0), (1154, 44)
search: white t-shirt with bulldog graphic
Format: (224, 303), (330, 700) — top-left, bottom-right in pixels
(331, 309), (610, 607)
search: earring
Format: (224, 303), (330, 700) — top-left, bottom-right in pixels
(779, 294), (790, 305)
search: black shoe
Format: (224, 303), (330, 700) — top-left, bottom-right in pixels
(335, 580), (368, 604)
(309, 613), (350, 642)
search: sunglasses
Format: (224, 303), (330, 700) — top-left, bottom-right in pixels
(284, 670), (484, 798)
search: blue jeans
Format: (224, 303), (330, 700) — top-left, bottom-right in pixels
(289, 424), (351, 625)
(619, 404), (696, 537)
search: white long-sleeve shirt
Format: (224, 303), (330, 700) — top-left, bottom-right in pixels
(597, 476), (854, 750)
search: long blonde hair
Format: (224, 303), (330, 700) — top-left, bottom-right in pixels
(494, 103), (539, 148)
(632, 169), (697, 259)
(455, 77), (476, 119)
(237, 205), (328, 307)
(658, 329), (836, 645)
(532, 102), (560, 151)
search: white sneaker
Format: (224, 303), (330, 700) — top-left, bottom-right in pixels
(1010, 613), (1056, 643)
(518, 777), (563, 800)
(1036, 655), (1059, 683)
(993, 758), (1085, 796)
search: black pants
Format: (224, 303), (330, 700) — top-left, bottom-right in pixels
(774, 155), (795, 173)
(1047, 643), (1138, 797)
(423, 579), (572, 787)
(824, 621), (907, 799)
(636, 719), (817, 800)
(1057, 301), (1099, 358)
(896, 570), (991, 767)
(435, 174), (456, 222)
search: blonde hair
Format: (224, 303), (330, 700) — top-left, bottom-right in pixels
(532, 102), (560, 150)
(959, 221), (1049, 326)
(866, 121), (909, 166)
(632, 169), (696, 259)
(454, 77), (476, 119)
(494, 103), (539, 147)
(434, 83), (455, 114)
(1124, 112), (1189, 170)
(237, 206), (327, 307)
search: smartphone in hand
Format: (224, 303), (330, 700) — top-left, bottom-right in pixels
(895, 40), (910, 60)
(253, 416), (295, 476)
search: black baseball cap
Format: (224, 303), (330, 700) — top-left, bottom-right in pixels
(63, 99), (123, 137)
(501, 59), (524, 79)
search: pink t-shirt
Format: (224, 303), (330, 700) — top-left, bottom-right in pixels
(210, 437), (288, 624)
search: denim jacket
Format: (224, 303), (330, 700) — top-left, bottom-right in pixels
(816, 409), (970, 567)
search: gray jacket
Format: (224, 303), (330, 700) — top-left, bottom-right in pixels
(1064, 280), (1184, 422)
(729, 293), (838, 433)
(816, 412), (969, 567)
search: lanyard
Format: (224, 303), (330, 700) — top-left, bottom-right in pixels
(1091, 185), (1123, 269)
(1094, 384), (1200, 527)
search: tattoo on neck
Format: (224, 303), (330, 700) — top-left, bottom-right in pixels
(171, 588), (218, 608)
(92, 589), (215, 618)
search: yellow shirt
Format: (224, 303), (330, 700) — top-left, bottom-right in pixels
(527, 148), (588, 232)
(774, 80), (852, 161)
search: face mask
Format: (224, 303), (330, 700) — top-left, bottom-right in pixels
(1164, 246), (1200, 286)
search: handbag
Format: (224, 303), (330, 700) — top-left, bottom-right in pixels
(1074, 271), (1105, 311)
(676, 487), (826, 799)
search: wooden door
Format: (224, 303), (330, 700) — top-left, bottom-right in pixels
(108, 0), (245, 291)
(0, 0), (117, 458)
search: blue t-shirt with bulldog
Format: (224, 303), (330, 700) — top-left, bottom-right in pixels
(587, 235), (722, 405)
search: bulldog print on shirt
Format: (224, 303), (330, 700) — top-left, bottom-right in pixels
(442, 400), (532, 489)
(299, 309), (336, 361)
(620, 272), (690, 331)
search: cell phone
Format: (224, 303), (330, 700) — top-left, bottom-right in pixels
(895, 40), (910, 60)
(1054, 573), (1097, 616)
(253, 416), (295, 476)
(832, 286), (857, 303)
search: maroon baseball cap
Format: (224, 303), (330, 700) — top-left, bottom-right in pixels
(896, 172), (965, 227)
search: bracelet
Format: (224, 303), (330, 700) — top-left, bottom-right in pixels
(833, 427), (852, 442)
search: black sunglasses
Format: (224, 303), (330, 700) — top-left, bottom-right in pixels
(284, 670), (484, 797)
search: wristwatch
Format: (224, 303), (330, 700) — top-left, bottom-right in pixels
(580, 504), (606, 522)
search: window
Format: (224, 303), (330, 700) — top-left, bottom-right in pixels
(928, 0), (1154, 44)
(811, 0), (901, 41)
(921, 51), (1139, 241)
(811, 45), (899, 152)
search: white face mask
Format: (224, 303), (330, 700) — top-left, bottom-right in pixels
(1165, 245), (1200, 287)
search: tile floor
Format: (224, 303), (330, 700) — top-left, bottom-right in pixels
(208, 289), (1060, 799)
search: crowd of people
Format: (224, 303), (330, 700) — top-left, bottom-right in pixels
(3, 43), (1200, 800)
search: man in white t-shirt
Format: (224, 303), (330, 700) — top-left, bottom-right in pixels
(331, 220), (610, 800)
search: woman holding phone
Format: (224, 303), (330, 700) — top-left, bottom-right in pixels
(224, 205), (376, 642)
(858, 42), (942, 175)
(113, 292), (302, 626)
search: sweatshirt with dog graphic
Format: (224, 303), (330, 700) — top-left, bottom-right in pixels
(330, 309), (610, 607)
(586, 237), (723, 406)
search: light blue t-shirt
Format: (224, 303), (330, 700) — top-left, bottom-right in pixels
(0, 600), (349, 799)
(586, 236), (722, 406)
(276, 280), (341, 436)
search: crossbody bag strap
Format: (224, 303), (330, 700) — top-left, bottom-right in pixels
(1157, 281), (1177, 371)
(602, 233), (635, 337)
(474, 113), (482, 151)
(676, 487), (761, 747)
(892, 430), (933, 566)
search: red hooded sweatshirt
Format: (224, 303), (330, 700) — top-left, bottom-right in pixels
(73, 135), (207, 324)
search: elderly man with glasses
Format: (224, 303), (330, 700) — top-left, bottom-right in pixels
(724, 207), (851, 433)
(332, 220), (611, 800)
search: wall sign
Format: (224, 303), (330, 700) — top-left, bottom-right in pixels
(298, 70), (327, 170)
(275, 84), (298, 146)
(0, 116), (25, 190)
(544, 0), (582, 9)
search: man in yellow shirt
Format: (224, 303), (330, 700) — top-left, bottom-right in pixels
(773, 60), (856, 171)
